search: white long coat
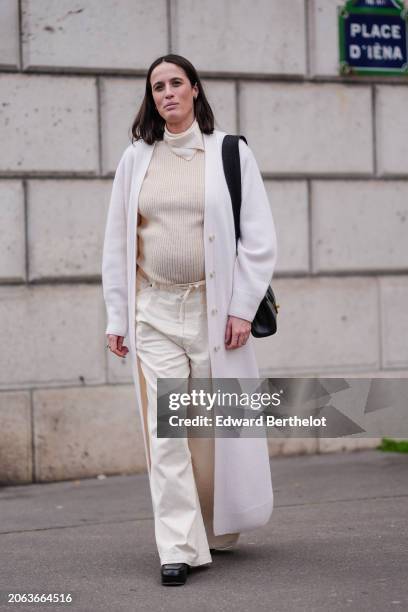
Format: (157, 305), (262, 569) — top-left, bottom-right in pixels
(102, 128), (278, 535)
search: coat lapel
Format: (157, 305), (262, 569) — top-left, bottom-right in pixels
(127, 140), (156, 358)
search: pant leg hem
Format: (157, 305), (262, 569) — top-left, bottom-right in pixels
(160, 555), (212, 567)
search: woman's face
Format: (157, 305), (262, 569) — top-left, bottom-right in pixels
(150, 61), (198, 130)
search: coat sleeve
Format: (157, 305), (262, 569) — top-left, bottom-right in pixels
(227, 139), (278, 322)
(101, 150), (129, 337)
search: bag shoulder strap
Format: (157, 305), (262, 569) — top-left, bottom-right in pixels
(221, 134), (248, 250)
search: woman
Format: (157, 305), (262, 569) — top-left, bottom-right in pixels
(102, 54), (278, 586)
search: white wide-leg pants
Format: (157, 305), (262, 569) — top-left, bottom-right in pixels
(135, 267), (239, 567)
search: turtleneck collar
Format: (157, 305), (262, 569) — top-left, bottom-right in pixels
(163, 118), (204, 160)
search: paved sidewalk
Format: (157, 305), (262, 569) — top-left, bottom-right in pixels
(0, 449), (407, 612)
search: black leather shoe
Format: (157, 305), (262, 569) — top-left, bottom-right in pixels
(161, 563), (190, 586)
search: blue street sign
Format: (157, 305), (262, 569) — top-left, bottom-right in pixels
(338, 0), (408, 75)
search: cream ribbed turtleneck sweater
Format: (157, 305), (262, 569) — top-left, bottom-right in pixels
(136, 118), (206, 285)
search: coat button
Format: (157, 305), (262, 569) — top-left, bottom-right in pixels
(209, 271), (215, 278)
(211, 308), (217, 315)
(208, 234), (215, 242)
(213, 345), (220, 352)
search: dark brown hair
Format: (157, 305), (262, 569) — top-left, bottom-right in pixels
(130, 54), (214, 145)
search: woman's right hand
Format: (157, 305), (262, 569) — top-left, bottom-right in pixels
(107, 335), (129, 359)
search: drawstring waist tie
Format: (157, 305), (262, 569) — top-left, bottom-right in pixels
(176, 280), (206, 322)
(136, 268), (206, 322)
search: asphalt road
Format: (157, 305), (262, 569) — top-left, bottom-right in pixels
(0, 449), (407, 612)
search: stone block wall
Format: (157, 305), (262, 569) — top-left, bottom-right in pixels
(1, 0), (407, 483)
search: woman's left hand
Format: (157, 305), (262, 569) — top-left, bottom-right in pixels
(225, 315), (251, 350)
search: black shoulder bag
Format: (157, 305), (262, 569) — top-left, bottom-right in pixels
(222, 134), (279, 338)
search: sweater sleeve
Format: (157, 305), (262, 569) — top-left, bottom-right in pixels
(101, 151), (129, 337)
(227, 139), (278, 322)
